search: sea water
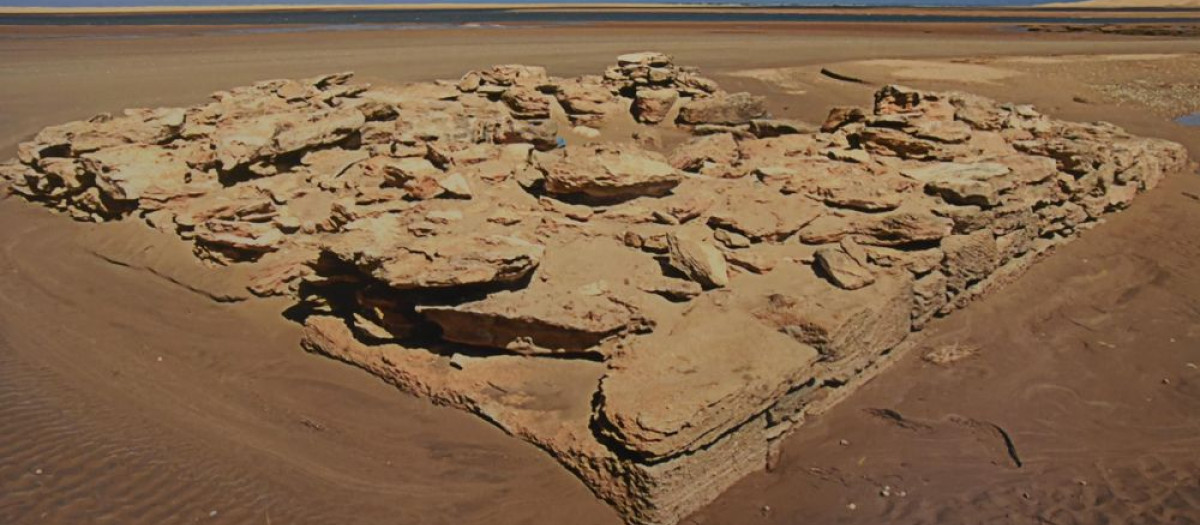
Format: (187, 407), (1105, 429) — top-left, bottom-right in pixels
(0, 5), (1194, 29)
(0, 0), (1118, 7)
(2, 0), (1194, 31)
(1176, 113), (1200, 127)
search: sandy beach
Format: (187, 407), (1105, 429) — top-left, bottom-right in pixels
(1, 13), (1199, 525)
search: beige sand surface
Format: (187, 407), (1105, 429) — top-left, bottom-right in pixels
(1, 21), (1199, 525)
(1044, 0), (1200, 7)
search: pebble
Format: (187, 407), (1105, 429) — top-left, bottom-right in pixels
(209, 510), (218, 518)
(838, 439), (850, 446)
(847, 502), (857, 511)
(34, 468), (43, 475)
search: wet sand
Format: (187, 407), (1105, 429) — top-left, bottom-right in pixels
(2, 21), (1199, 525)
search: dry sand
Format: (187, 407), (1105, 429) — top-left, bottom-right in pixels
(1, 20), (1199, 525)
(1044, 0), (1200, 7)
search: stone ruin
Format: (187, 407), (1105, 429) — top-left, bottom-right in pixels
(1, 52), (1189, 525)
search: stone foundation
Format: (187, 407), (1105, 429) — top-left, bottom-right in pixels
(2, 52), (1189, 525)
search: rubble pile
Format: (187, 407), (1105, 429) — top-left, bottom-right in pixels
(1, 53), (1188, 525)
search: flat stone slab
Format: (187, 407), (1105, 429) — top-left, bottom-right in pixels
(597, 297), (821, 460)
(539, 144), (683, 203)
(418, 287), (651, 356)
(321, 217), (545, 290)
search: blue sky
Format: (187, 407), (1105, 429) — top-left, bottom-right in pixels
(0, 0), (1069, 6)
(6, 0), (662, 5)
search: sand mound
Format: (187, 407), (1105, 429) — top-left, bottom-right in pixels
(1, 52), (1189, 525)
(833, 59), (1022, 85)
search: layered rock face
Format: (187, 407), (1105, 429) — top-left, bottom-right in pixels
(2, 54), (1189, 525)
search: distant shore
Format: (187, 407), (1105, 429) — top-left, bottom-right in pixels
(0, 3), (684, 15)
(4, 2), (1200, 20)
(2, 1), (1200, 17)
(3, 10), (1200, 525)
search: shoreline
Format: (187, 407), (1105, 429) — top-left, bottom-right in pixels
(0, 21), (1058, 44)
(0, 3), (687, 15)
(0, 19), (1174, 40)
(3, 3), (1200, 17)
(3, 5), (1199, 29)
(2, 18), (1200, 525)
